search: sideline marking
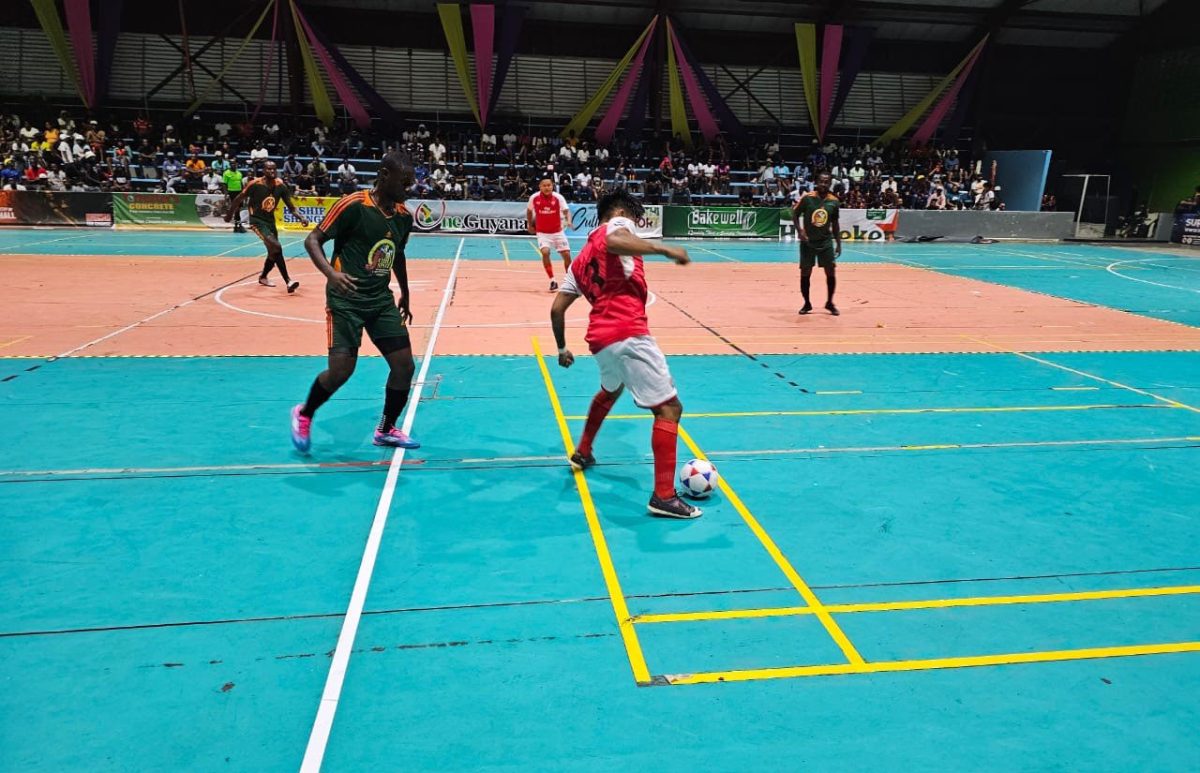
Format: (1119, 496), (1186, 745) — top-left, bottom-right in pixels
(300, 238), (464, 772)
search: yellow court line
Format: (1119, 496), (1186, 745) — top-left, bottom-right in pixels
(662, 641), (1200, 685)
(565, 403), (1175, 421)
(500, 240), (510, 265)
(531, 336), (652, 684)
(676, 424), (864, 665)
(633, 584), (1200, 624)
(964, 335), (1200, 415)
(530, 240), (545, 259)
(0, 335), (31, 350)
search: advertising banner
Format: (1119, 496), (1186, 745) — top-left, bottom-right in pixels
(278, 195), (342, 231)
(566, 204), (662, 238)
(0, 190), (112, 227)
(780, 207), (900, 241)
(663, 206), (779, 238)
(113, 193), (230, 229)
(1172, 212), (1200, 245)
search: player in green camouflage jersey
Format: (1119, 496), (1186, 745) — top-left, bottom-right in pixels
(290, 152), (420, 451)
(225, 160), (310, 292)
(793, 171), (843, 316)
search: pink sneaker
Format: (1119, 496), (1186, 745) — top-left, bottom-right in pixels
(291, 404), (312, 453)
(373, 427), (420, 449)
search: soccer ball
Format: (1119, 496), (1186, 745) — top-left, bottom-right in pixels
(679, 459), (719, 499)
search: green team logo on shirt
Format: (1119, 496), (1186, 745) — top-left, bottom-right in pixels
(811, 208), (830, 227)
(366, 238), (396, 275)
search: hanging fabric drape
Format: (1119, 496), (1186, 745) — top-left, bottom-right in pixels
(561, 16), (657, 139)
(469, 4), (495, 128)
(437, 3), (481, 125)
(817, 24), (843, 140)
(186, 0), (276, 116)
(909, 37), (987, 146)
(30, 0), (84, 105)
(795, 23), (819, 134)
(668, 20), (718, 143)
(594, 17), (658, 145)
(874, 36), (987, 146)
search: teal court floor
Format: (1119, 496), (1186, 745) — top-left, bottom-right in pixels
(1, 230), (1199, 770)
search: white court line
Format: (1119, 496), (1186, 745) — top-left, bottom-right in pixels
(300, 237), (464, 772)
(1105, 257), (1200, 295)
(0, 233), (93, 250)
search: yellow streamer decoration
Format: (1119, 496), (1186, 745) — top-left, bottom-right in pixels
(665, 20), (691, 148)
(795, 23), (819, 134)
(560, 16), (657, 139)
(29, 0), (83, 104)
(289, 0), (334, 126)
(874, 36), (988, 146)
(186, 0), (276, 117)
(437, 3), (480, 126)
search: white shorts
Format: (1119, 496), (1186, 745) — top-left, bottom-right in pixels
(537, 231), (570, 254)
(594, 335), (677, 408)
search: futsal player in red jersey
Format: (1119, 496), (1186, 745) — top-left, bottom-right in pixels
(527, 176), (575, 291)
(549, 189), (700, 519)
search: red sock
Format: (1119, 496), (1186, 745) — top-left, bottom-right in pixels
(577, 389), (618, 456)
(542, 257), (555, 279)
(651, 418), (679, 499)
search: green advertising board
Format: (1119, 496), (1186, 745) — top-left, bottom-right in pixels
(663, 206), (780, 238)
(113, 193), (231, 229)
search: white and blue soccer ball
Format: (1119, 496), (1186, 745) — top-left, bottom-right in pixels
(679, 459), (719, 499)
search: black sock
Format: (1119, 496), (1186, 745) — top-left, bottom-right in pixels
(274, 255), (292, 283)
(301, 377), (334, 418)
(260, 257), (273, 279)
(800, 273), (811, 305)
(377, 386), (411, 433)
(826, 271), (837, 303)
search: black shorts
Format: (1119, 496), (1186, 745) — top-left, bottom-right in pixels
(326, 300), (410, 353)
(800, 242), (837, 268)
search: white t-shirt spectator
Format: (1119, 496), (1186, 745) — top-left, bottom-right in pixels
(481, 133), (497, 148)
(975, 189), (995, 210)
(576, 171), (592, 189)
(687, 162), (700, 178)
(214, 122), (231, 138)
(250, 146), (269, 163)
(703, 163), (716, 179)
(558, 145), (574, 161)
(595, 147), (610, 162)
(502, 132), (517, 146)
(849, 164), (866, 183)
(56, 140), (75, 163)
(577, 148), (590, 165)
(46, 169), (67, 191)
(430, 142), (447, 162)
(203, 172), (222, 193)
(338, 162), (357, 182)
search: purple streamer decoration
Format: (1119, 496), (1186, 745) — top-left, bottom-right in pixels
(95, 0), (123, 104)
(827, 26), (873, 137)
(669, 24), (719, 142)
(910, 41), (986, 146)
(295, 6), (372, 129)
(672, 23), (743, 138)
(306, 18), (404, 126)
(818, 24), (843, 139)
(487, 3), (525, 120)
(470, 4), (495, 128)
(63, 0), (96, 107)
(595, 17), (658, 145)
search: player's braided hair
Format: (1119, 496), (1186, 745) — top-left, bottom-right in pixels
(597, 188), (644, 223)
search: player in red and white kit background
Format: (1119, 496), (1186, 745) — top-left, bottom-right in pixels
(527, 176), (575, 291)
(549, 189), (701, 519)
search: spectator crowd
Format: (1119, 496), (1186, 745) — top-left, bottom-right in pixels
(2, 108), (1003, 211)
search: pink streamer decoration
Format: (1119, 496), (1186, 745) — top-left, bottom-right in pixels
(910, 41), (986, 146)
(595, 17), (658, 145)
(470, 4), (495, 128)
(669, 25), (719, 142)
(63, 0), (96, 107)
(818, 24), (843, 140)
(296, 8), (372, 130)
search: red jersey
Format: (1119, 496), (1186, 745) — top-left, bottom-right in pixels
(528, 191), (569, 234)
(561, 217), (650, 353)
